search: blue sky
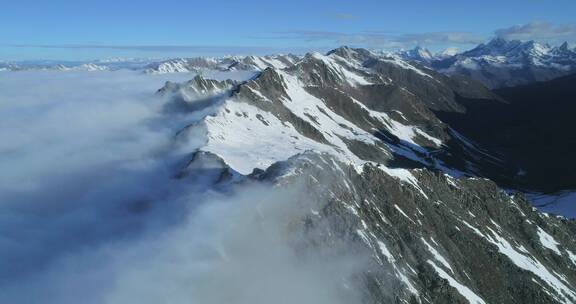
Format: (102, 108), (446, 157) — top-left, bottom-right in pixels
(1, 0), (576, 60)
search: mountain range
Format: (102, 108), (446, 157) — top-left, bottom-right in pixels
(4, 38), (575, 89)
(142, 45), (576, 303)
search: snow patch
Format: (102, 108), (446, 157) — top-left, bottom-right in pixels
(377, 240), (395, 263)
(422, 238), (453, 272)
(378, 167), (428, 199)
(394, 204), (417, 225)
(484, 227), (576, 303)
(536, 227), (561, 255)
(427, 261), (486, 304)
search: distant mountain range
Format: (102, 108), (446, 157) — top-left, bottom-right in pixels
(0, 57), (157, 72)
(143, 54), (300, 73)
(0, 54), (302, 74)
(3, 38), (575, 89)
(396, 38), (576, 88)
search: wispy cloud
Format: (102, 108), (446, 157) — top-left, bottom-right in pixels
(495, 21), (576, 42)
(391, 31), (485, 46)
(329, 13), (359, 20)
(260, 22), (576, 51)
(265, 30), (484, 49)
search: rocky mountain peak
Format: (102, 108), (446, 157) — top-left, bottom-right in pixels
(464, 37), (524, 57)
(553, 41), (575, 57)
(326, 46), (375, 63)
(326, 45), (356, 57)
(158, 74), (236, 96)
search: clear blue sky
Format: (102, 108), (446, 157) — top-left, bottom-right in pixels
(1, 0), (575, 60)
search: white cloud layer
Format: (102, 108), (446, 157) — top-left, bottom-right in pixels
(269, 30), (484, 49)
(495, 21), (576, 43)
(0, 70), (369, 303)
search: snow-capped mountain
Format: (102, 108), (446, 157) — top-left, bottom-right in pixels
(153, 46), (576, 303)
(410, 38), (576, 88)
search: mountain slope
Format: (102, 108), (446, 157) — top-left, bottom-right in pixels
(495, 73), (576, 193)
(251, 152), (576, 304)
(435, 73), (576, 195)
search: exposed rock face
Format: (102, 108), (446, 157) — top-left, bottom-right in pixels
(157, 75), (237, 112)
(252, 152), (576, 304)
(158, 46), (576, 303)
(158, 74), (236, 95)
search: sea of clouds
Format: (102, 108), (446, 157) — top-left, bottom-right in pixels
(0, 70), (367, 303)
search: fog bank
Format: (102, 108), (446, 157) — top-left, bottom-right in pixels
(0, 70), (366, 303)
